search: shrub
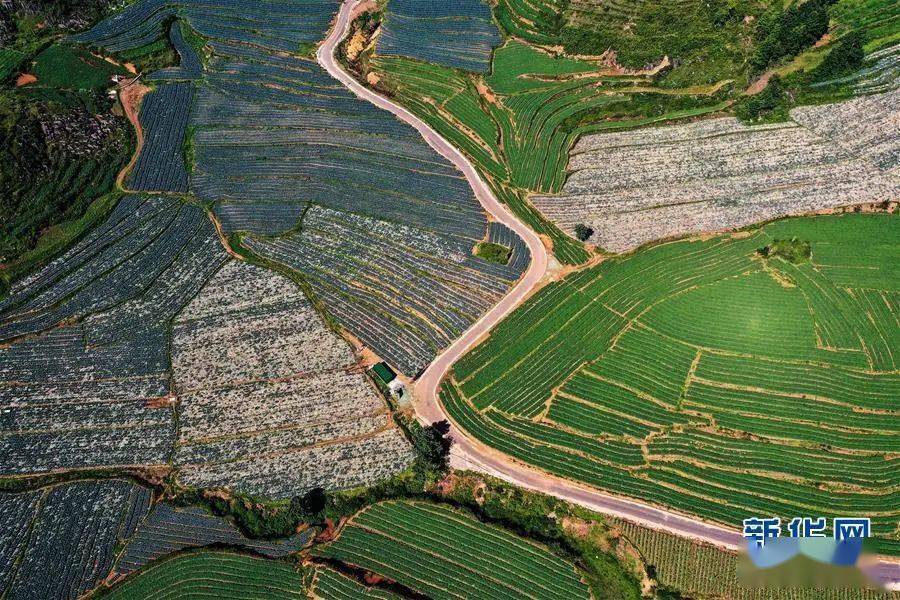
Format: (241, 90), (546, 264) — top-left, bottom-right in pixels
(813, 31), (865, 81)
(735, 75), (789, 122)
(757, 237), (812, 263)
(574, 224), (594, 241)
(750, 0), (833, 72)
(475, 241), (512, 264)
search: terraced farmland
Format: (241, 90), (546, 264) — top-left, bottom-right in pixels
(75, 0), (529, 377)
(313, 500), (592, 600)
(534, 89), (899, 252)
(101, 550), (305, 599)
(115, 503), (315, 575)
(0, 480), (150, 599)
(0, 196), (226, 475)
(370, 40), (730, 265)
(73, 0), (336, 54)
(193, 40), (526, 374)
(128, 82), (194, 192)
(171, 260), (414, 497)
(246, 206), (524, 374)
(377, 0), (501, 72)
(311, 567), (402, 599)
(444, 213), (900, 554)
(614, 519), (900, 600)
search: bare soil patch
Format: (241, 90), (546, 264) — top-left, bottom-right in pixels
(15, 73), (37, 87)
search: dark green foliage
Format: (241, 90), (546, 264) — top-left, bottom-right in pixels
(750, 0), (833, 72)
(813, 31), (866, 80)
(113, 37), (178, 72)
(290, 487), (327, 524)
(408, 420), (453, 472)
(735, 75), (789, 122)
(475, 241), (512, 264)
(574, 224), (594, 241)
(655, 586), (688, 599)
(11, 0), (114, 30)
(758, 238), (812, 263)
(0, 94), (131, 263)
(175, 487), (327, 539)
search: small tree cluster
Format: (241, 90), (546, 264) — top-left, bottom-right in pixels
(813, 31), (865, 81)
(750, 0), (835, 72)
(574, 223), (594, 242)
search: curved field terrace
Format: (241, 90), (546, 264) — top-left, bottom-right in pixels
(443, 213), (900, 554)
(534, 89), (899, 252)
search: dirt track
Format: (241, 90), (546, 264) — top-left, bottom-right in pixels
(116, 79), (149, 190)
(318, 2), (900, 587)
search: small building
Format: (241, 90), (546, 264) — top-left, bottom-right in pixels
(371, 361), (396, 386)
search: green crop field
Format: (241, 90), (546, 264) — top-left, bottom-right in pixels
(32, 44), (126, 91)
(99, 550), (305, 599)
(614, 519), (900, 599)
(312, 500), (592, 599)
(443, 213), (900, 554)
(0, 48), (25, 81)
(311, 567), (402, 599)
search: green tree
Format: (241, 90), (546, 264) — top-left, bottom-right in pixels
(574, 224), (594, 242)
(814, 31), (865, 80)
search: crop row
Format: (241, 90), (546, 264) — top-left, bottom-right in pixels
(171, 260), (359, 391)
(104, 550), (305, 599)
(148, 21), (202, 82)
(75, 0), (337, 54)
(0, 196), (226, 475)
(457, 234), (764, 410)
(129, 82), (193, 192)
(0, 480), (150, 599)
(649, 429), (899, 489)
(115, 503), (313, 575)
(443, 214), (900, 550)
(246, 205), (517, 375)
(533, 90), (899, 252)
(314, 501), (591, 600)
(377, 0), (500, 73)
(169, 259), (413, 497)
(312, 567), (401, 599)
(190, 43), (486, 239)
(177, 427), (415, 500)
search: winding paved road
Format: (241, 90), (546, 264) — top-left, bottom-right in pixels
(318, 2), (899, 588)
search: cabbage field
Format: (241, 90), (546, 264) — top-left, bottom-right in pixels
(170, 260), (414, 498)
(377, 0), (500, 72)
(313, 500), (592, 600)
(128, 82), (193, 192)
(444, 213), (900, 554)
(0, 196), (226, 475)
(73, 0), (528, 377)
(534, 89), (899, 252)
(0, 480), (150, 599)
